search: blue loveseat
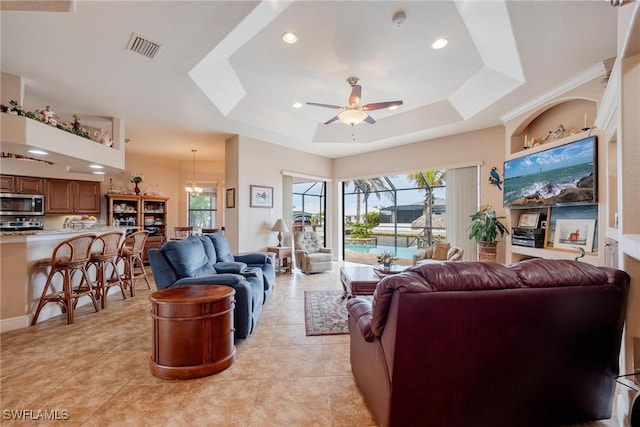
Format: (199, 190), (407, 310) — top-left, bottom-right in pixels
(148, 233), (275, 339)
(205, 231), (276, 299)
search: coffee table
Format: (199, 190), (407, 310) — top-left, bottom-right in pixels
(340, 263), (405, 299)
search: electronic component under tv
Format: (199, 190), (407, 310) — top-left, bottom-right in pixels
(503, 136), (597, 209)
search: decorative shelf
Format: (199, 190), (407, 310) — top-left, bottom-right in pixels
(1, 114), (125, 171)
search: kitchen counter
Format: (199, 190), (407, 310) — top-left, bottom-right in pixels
(0, 226), (140, 240)
(0, 227), (135, 332)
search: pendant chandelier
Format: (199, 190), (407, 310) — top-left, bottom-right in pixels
(185, 149), (202, 196)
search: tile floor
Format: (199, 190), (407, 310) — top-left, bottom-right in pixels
(0, 264), (621, 426)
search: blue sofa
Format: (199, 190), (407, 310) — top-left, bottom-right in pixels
(148, 234), (274, 339)
(205, 231), (275, 301)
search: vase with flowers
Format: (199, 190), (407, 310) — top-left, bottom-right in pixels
(131, 174), (144, 195)
(377, 251), (398, 270)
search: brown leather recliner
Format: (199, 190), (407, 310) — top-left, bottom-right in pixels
(347, 259), (630, 427)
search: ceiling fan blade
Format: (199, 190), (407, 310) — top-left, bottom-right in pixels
(348, 85), (362, 105)
(306, 102), (342, 110)
(324, 116), (340, 125)
(364, 115), (376, 124)
(362, 100), (403, 111)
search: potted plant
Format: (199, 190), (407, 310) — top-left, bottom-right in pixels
(468, 204), (509, 262)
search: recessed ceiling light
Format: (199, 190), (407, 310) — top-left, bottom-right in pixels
(293, 102), (303, 108)
(388, 105), (399, 111)
(28, 149), (48, 155)
(89, 164), (104, 169)
(282, 32), (298, 44)
(92, 171), (105, 175)
(431, 38), (448, 49)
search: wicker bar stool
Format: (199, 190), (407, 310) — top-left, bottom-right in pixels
(173, 226), (192, 239)
(31, 233), (99, 325)
(118, 230), (150, 297)
(86, 231), (126, 309)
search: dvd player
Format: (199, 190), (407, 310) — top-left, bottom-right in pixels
(511, 228), (545, 248)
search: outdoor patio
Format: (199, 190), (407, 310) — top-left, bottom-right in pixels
(344, 250), (414, 267)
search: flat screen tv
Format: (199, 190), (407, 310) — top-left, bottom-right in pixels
(503, 136), (597, 209)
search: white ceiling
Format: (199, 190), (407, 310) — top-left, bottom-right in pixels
(0, 0), (619, 164)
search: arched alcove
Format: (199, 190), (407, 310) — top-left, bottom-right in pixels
(508, 98), (598, 155)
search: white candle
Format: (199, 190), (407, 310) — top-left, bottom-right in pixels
(584, 113), (587, 129)
(524, 134), (528, 148)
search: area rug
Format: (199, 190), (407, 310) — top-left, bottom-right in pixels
(304, 290), (371, 336)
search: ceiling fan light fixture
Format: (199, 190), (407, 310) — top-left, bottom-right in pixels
(292, 102), (303, 108)
(281, 32), (298, 44)
(338, 108), (368, 126)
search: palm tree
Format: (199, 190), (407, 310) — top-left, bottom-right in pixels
(408, 170), (446, 247)
(351, 178), (394, 223)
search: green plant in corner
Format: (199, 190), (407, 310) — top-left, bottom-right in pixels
(468, 204), (509, 243)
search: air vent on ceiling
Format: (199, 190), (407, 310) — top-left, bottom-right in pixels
(126, 33), (163, 59)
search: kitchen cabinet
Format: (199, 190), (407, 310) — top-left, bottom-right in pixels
(106, 194), (169, 263)
(106, 194), (140, 226)
(0, 175), (12, 192)
(45, 179), (100, 214)
(142, 196), (169, 263)
(0, 174), (44, 194)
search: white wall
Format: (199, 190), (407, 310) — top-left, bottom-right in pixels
(225, 136), (332, 253)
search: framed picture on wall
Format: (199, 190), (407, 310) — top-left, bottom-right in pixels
(250, 185), (273, 208)
(226, 188), (235, 208)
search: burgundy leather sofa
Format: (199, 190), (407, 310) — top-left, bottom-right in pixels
(347, 259), (630, 427)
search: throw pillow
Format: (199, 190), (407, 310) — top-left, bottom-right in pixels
(432, 242), (451, 260)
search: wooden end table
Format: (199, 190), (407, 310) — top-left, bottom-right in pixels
(267, 246), (292, 273)
(149, 285), (235, 380)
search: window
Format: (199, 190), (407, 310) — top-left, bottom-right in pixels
(188, 186), (217, 231)
(342, 171), (447, 265)
(292, 180), (326, 242)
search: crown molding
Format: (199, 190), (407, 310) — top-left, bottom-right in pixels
(500, 62), (606, 123)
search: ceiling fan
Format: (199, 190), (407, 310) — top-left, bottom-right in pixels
(306, 77), (403, 126)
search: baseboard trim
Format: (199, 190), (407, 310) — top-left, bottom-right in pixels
(0, 315), (29, 333)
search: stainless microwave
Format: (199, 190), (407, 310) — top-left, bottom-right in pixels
(0, 193), (45, 216)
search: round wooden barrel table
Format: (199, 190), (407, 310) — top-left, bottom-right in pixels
(149, 285), (235, 380)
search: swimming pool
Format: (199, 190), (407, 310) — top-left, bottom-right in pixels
(345, 244), (418, 259)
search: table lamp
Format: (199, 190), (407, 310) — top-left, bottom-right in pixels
(271, 219), (289, 247)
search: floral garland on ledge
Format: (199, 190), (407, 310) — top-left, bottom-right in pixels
(1, 100), (93, 140)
